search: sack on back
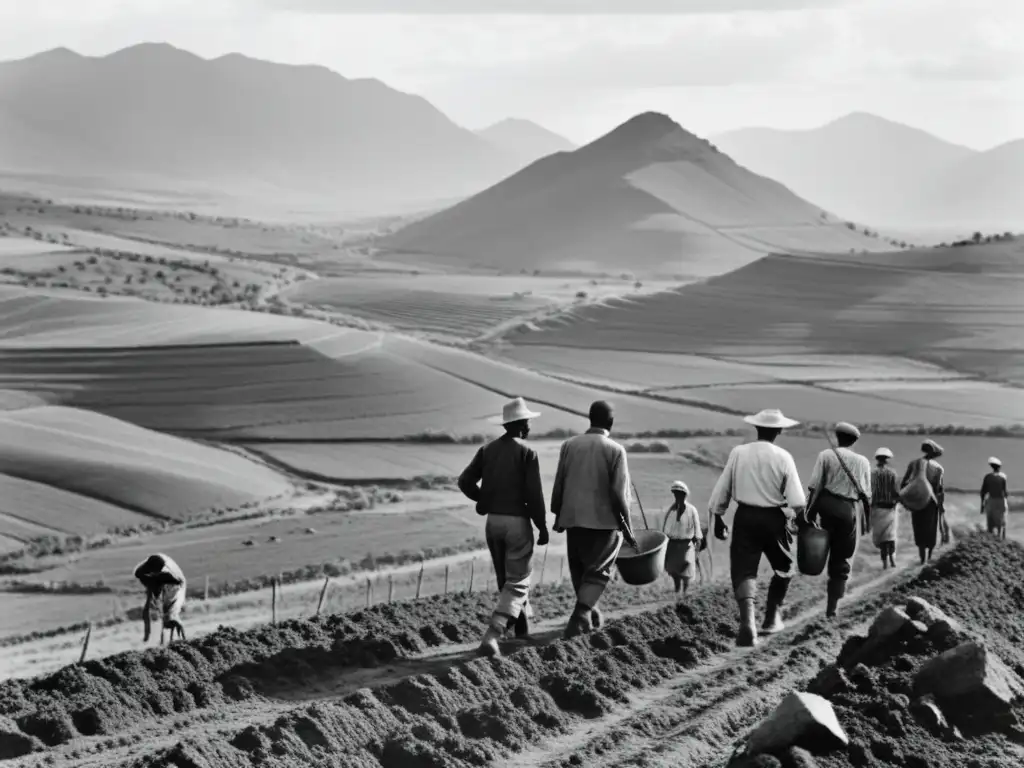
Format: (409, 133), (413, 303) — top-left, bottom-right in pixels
(899, 459), (935, 512)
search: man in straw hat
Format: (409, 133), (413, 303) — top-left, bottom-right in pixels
(805, 422), (872, 619)
(661, 480), (704, 601)
(981, 456), (1009, 540)
(870, 447), (901, 569)
(458, 397), (548, 657)
(707, 408), (806, 647)
(551, 400), (639, 638)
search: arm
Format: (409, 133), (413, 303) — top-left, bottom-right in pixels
(524, 449), (547, 533)
(806, 451), (825, 494)
(783, 454), (807, 515)
(901, 462), (914, 486)
(980, 474), (989, 502)
(142, 586), (154, 641)
(934, 465), (945, 510)
(609, 448), (638, 547)
(690, 506), (704, 543)
(457, 448), (484, 503)
(550, 442), (569, 527)
(708, 449), (737, 517)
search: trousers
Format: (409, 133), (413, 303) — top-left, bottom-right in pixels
(729, 505), (795, 590)
(566, 527), (623, 609)
(813, 490), (859, 583)
(485, 514), (534, 620)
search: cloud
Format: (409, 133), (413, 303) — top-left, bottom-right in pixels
(259, 0), (856, 14)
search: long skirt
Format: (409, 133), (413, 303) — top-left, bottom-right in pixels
(911, 500), (940, 550)
(870, 504), (899, 547)
(665, 538), (696, 579)
(985, 497), (1009, 532)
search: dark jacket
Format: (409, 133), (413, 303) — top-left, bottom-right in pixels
(458, 434), (547, 530)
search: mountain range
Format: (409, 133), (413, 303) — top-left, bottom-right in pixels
(714, 113), (1022, 228)
(475, 118), (576, 164)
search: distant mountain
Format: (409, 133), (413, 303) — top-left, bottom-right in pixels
(713, 112), (977, 225)
(0, 43), (523, 212)
(917, 140), (1024, 229)
(476, 118), (576, 164)
(380, 111), (890, 277)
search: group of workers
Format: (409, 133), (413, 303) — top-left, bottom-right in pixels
(458, 399), (1013, 655)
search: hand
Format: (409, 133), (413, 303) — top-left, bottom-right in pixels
(623, 528), (639, 550)
(713, 514), (729, 541)
(143, 625), (150, 642)
(537, 528), (550, 547)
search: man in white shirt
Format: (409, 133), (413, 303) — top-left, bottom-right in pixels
(805, 422), (872, 619)
(707, 409), (806, 647)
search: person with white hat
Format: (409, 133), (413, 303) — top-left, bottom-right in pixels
(900, 439), (946, 564)
(458, 396), (548, 657)
(805, 422), (872, 619)
(869, 447), (901, 569)
(707, 409), (807, 647)
(981, 457), (1009, 540)
(661, 480), (704, 601)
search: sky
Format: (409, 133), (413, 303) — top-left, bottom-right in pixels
(0, 0), (1020, 149)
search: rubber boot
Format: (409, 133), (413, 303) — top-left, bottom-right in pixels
(563, 602), (593, 639)
(735, 579), (758, 647)
(591, 608), (604, 629)
(514, 611), (530, 639)
(825, 579), (846, 619)
(477, 618), (505, 657)
(761, 576), (790, 634)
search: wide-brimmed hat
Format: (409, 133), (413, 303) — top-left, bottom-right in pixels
(743, 408), (799, 429)
(989, 456), (1002, 467)
(875, 447), (893, 460)
(921, 439), (943, 457)
(670, 480), (689, 494)
(489, 397), (541, 425)
(835, 422), (861, 440)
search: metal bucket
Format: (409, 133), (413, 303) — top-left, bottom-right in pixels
(798, 526), (831, 576)
(616, 530), (669, 585)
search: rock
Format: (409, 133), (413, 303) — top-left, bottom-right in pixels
(869, 606), (913, 641)
(807, 665), (852, 698)
(746, 692), (849, 756)
(841, 606), (923, 669)
(905, 596), (963, 633)
(914, 642), (1024, 734)
(780, 746), (819, 768)
(910, 695), (949, 736)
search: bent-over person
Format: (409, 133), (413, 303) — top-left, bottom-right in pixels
(458, 397), (548, 657)
(901, 440), (945, 564)
(707, 409), (806, 648)
(134, 553), (187, 644)
(805, 422), (871, 618)
(981, 457), (1009, 540)
(551, 400), (638, 639)
(870, 447), (900, 569)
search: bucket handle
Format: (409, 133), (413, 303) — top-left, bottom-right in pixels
(631, 481), (650, 531)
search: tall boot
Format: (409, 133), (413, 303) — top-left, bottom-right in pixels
(477, 616), (505, 657)
(514, 611), (530, 638)
(887, 543), (896, 568)
(563, 602), (593, 639)
(735, 579), (759, 647)
(825, 579), (846, 618)
(761, 576), (790, 634)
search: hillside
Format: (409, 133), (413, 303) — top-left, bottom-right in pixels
(714, 112), (976, 225)
(476, 117), (576, 163)
(917, 139), (1024, 228)
(508, 239), (1024, 386)
(0, 44), (521, 211)
(380, 112), (890, 278)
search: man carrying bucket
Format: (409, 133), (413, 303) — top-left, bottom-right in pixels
(707, 409), (806, 648)
(551, 400), (639, 638)
(981, 457), (1009, 539)
(458, 397), (548, 657)
(661, 480), (703, 601)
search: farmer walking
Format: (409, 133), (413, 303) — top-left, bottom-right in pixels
(661, 480), (704, 602)
(458, 397), (548, 657)
(805, 423), (872, 618)
(870, 447), (901, 569)
(900, 440), (946, 564)
(551, 400), (639, 638)
(707, 409), (806, 648)
(134, 553), (187, 644)
(981, 457), (1009, 539)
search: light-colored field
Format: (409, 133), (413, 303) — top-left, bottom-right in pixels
(0, 406), (291, 525)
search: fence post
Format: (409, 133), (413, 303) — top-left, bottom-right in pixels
(416, 560), (425, 599)
(366, 577), (372, 608)
(559, 556), (565, 584)
(271, 578), (278, 625)
(316, 576), (330, 616)
(539, 546), (548, 587)
(278, 572), (284, 606)
(204, 575), (210, 601)
(468, 559), (475, 593)
(444, 564), (449, 595)
(79, 622), (92, 664)
(388, 574), (394, 603)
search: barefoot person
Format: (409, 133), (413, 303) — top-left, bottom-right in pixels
(901, 440), (946, 564)
(661, 480), (703, 602)
(551, 400), (638, 638)
(870, 447), (900, 569)
(805, 422), (872, 619)
(134, 553), (187, 644)
(981, 457), (1009, 540)
(707, 409), (806, 648)
(458, 397), (548, 657)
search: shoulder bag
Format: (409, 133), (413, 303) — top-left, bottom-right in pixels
(899, 457), (936, 512)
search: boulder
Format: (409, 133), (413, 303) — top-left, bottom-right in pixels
(910, 695), (949, 737)
(904, 597), (963, 633)
(868, 606), (913, 641)
(807, 665), (852, 698)
(746, 692), (849, 756)
(841, 606), (924, 668)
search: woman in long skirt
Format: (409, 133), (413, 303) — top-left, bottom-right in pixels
(870, 447), (900, 568)
(662, 480), (703, 602)
(901, 440), (945, 564)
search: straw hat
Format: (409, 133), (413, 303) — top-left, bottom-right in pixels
(835, 422), (861, 439)
(874, 447), (893, 460)
(743, 408), (799, 429)
(670, 480), (689, 494)
(921, 439), (943, 457)
(489, 397), (541, 425)
(989, 456), (1002, 467)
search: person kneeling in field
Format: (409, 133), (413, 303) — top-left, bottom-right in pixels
(134, 553), (187, 644)
(458, 397), (548, 657)
(661, 480), (703, 602)
(981, 457), (1009, 540)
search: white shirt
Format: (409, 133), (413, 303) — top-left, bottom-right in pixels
(662, 502), (703, 541)
(808, 447), (872, 502)
(708, 441), (807, 514)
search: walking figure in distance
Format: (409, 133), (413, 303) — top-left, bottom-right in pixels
(869, 447), (900, 569)
(901, 440), (946, 564)
(981, 456), (1009, 540)
(134, 553), (187, 644)
(661, 480), (703, 602)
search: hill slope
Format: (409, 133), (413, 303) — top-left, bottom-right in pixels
(917, 139), (1024, 229)
(713, 112), (976, 225)
(476, 118), (576, 164)
(381, 112), (889, 278)
(0, 44), (520, 211)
